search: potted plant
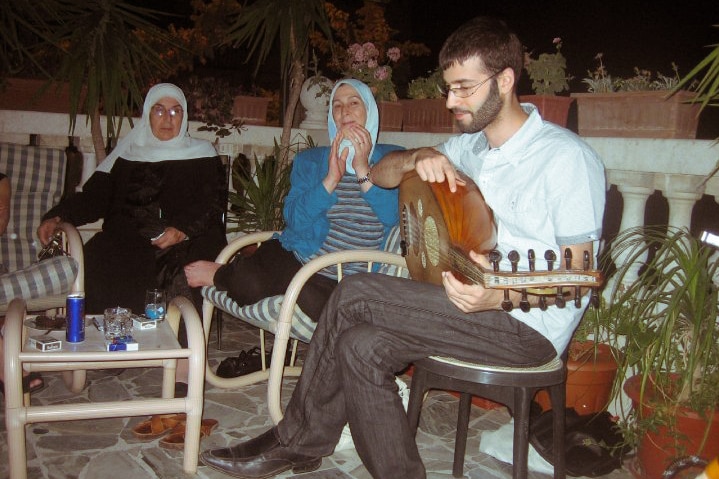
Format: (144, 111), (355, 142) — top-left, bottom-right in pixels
(533, 295), (621, 415)
(604, 226), (719, 479)
(401, 68), (455, 133)
(571, 54), (701, 138)
(520, 37), (575, 127)
(343, 42), (403, 131)
(227, 135), (317, 237)
(299, 51), (334, 129)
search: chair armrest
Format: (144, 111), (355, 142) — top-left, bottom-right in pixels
(214, 231), (278, 264)
(56, 222), (84, 295)
(267, 249), (407, 423)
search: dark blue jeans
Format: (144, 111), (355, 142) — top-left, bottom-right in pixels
(276, 273), (556, 478)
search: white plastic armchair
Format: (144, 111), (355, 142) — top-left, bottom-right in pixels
(200, 231), (298, 390)
(199, 226), (409, 418)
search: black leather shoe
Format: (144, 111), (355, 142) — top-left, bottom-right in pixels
(206, 428), (280, 460)
(199, 428), (322, 479)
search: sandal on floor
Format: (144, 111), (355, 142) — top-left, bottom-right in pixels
(132, 413), (187, 440)
(159, 418), (219, 450)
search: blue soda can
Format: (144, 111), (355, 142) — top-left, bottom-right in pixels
(66, 293), (86, 343)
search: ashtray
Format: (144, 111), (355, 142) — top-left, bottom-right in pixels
(25, 315), (67, 331)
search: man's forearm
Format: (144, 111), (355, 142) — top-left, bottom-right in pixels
(371, 148), (422, 188)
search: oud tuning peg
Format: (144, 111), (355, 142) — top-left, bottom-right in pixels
(508, 250), (520, 273)
(501, 294), (513, 313)
(528, 249), (536, 272)
(489, 250), (502, 272)
(564, 248), (573, 269)
(520, 289), (530, 312)
(544, 250), (556, 271)
(539, 295), (548, 311)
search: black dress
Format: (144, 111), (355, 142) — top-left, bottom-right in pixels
(44, 156), (227, 313)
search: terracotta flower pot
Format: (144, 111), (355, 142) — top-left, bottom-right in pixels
(232, 95), (270, 126)
(624, 374), (719, 479)
(570, 90), (701, 138)
(377, 101), (403, 132)
(534, 341), (618, 415)
(400, 99), (456, 133)
(519, 95), (574, 128)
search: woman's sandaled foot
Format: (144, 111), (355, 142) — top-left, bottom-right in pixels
(0, 372), (45, 397)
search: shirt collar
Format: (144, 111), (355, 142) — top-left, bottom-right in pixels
(471, 103), (543, 166)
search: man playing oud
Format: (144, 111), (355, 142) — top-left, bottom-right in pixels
(200, 16), (605, 479)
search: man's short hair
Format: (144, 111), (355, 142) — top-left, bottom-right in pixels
(439, 16), (524, 83)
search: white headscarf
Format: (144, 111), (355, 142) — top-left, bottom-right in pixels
(326, 79), (379, 174)
(97, 83), (218, 173)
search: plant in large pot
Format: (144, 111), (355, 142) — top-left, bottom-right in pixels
(342, 42), (403, 131)
(401, 68), (454, 133)
(534, 295), (621, 415)
(604, 226), (719, 479)
(520, 37), (574, 127)
(571, 54), (701, 138)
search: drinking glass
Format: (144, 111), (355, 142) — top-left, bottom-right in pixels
(144, 289), (166, 320)
(103, 306), (132, 340)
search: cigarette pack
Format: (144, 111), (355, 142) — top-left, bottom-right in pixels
(132, 315), (158, 330)
(28, 336), (62, 352)
(105, 336), (139, 351)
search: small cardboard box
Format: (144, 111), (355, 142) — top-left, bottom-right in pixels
(132, 315), (158, 330)
(28, 336), (62, 352)
(105, 336), (139, 351)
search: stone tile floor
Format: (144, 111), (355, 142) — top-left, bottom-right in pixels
(1, 313), (635, 479)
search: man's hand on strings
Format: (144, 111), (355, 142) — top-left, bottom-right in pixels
(442, 250), (502, 313)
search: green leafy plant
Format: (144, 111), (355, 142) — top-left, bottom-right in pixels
(227, 135), (316, 233)
(524, 37), (572, 95)
(582, 53), (686, 93)
(407, 68), (443, 100)
(604, 226), (719, 451)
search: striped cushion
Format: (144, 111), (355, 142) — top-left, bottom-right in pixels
(0, 143), (66, 271)
(202, 286), (316, 343)
(0, 256), (79, 305)
(202, 225), (408, 343)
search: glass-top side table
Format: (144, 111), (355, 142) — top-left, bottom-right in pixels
(3, 296), (206, 479)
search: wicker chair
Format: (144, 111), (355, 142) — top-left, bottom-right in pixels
(200, 227), (408, 423)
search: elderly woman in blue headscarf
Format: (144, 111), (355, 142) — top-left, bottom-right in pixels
(38, 83), (227, 314)
(185, 79), (402, 327)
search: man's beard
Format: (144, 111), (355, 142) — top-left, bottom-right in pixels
(453, 81), (502, 134)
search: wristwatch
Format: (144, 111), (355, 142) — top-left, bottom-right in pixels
(357, 169), (372, 185)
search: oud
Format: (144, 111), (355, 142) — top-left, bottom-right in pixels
(398, 170), (602, 311)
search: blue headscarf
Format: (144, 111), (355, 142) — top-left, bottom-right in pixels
(326, 79), (379, 174)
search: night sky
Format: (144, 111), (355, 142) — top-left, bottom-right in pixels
(387, 0), (718, 95)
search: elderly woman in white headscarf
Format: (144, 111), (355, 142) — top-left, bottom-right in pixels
(38, 83), (227, 314)
(184, 79), (402, 339)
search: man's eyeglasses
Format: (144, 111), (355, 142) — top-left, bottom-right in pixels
(437, 71), (500, 98)
(150, 105), (184, 119)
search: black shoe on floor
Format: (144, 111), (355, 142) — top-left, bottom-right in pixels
(199, 427), (322, 478)
(216, 347), (264, 378)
